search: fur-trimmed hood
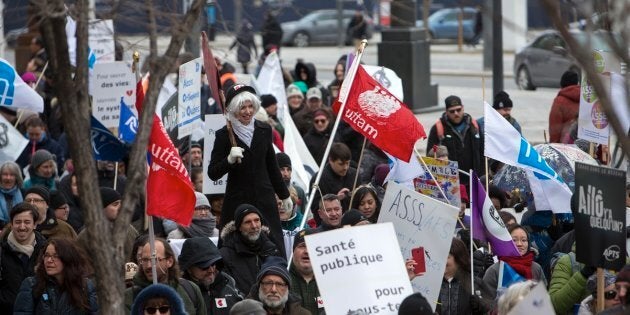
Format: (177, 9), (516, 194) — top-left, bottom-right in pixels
(220, 220), (271, 241)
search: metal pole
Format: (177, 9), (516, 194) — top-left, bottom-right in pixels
(148, 216), (158, 284)
(492, 0), (503, 94)
(337, 0), (344, 47)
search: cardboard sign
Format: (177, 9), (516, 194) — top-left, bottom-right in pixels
(203, 114), (227, 194)
(88, 19), (115, 63)
(377, 182), (459, 312)
(178, 58), (202, 138)
(305, 223), (413, 314)
(413, 156), (461, 207)
(575, 162), (626, 270)
(90, 62), (135, 128)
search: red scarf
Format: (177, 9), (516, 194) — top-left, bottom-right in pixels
(499, 251), (535, 279)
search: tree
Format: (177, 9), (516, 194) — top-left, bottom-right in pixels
(34, 0), (205, 313)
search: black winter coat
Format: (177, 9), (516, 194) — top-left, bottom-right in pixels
(218, 222), (280, 295)
(195, 272), (243, 315)
(0, 231), (47, 313)
(309, 164), (357, 225)
(208, 120), (289, 254)
(13, 276), (98, 315)
(426, 113), (484, 185)
(16, 135), (65, 175)
(303, 127), (332, 165)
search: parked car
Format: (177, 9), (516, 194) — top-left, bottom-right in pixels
(513, 30), (621, 90)
(280, 9), (373, 47)
(415, 7), (477, 41)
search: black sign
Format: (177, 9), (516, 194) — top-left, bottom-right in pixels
(575, 162), (626, 271)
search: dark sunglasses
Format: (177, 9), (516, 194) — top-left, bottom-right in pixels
(448, 107), (462, 114)
(605, 290), (617, 300)
(314, 119), (327, 124)
(145, 306), (170, 314)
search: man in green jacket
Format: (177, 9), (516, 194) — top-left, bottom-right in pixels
(548, 249), (593, 314)
(290, 229), (324, 314)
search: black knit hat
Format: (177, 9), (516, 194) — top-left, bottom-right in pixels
(234, 203), (263, 228)
(493, 91), (513, 109)
(256, 256), (291, 288)
(260, 94), (278, 109)
(444, 95), (462, 109)
(276, 152), (292, 169)
(560, 70), (579, 88)
(340, 209), (369, 226)
(225, 84), (257, 109)
(100, 187), (121, 207)
(49, 191), (68, 209)
(25, 186), (50, 204)
(292, 228), (318, 251)
(398, 293), (433, 315)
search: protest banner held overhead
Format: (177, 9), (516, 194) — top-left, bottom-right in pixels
(178, 58), (202, 139)
(575, 162), (626, 271)
(305, 223), (413, 315)
(90, 62), (135, 128)
(377, 182), (459, 312)
(203, 114), (227, 194)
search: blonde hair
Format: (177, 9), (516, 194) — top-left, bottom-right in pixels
(497, 280), (538, 315)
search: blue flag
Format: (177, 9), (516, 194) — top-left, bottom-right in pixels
(0, 58), (44, 112)
(498, 261), (526, 290)
(91, 116), (127, 161)
(118, 97), (137, 143)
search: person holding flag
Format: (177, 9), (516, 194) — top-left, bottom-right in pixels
(208, 84), (292, 256)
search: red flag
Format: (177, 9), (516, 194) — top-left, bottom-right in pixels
(333, 65), (426, 162)
(136, 80), (196, 226)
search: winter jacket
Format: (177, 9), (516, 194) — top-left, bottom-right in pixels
(0, 231), (46, 313)
(13, 276), (98, 315)
(436, 270), (492, 315)
(192, 272), (243, 315)
(293, 62), (329, 104)
(290, 263), (325, 315)
(303, 126), (332, 165)
(426, 113), (484, 184)
(230, 25), (257, 64)
(549, 85), (580, 143)
(218, 222), (280, 294)
(37, 208), (77, 240)
(124, 273), (207, 315)
(208, 120), (290, 255)
(483, 258), (546, 299)
(308, 163), (357, 224)
(16, 135), (65, 175)
(23, 168), (57, 191)
(549, 253), (589, 315)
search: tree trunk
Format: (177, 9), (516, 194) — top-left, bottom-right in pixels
(37, 0), (205, 313)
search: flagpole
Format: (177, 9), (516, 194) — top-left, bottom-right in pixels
(297, 39), (368, 232)
(113, 162), (119, 190)
(470, 168), (475, 296)
(349, 137), (368, 207)
(14, 62), (49, 128)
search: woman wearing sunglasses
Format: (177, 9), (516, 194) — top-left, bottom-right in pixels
(577, 272), (620, 314)
(131, 284), (187, 315)
(14, 238), (98, 314)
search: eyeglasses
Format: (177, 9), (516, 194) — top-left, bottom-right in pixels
(604, 290), (618, 300)
(25, 198), (46, 204)
(44, 253), (60, 261)
(261, 281), (288, 290)
(137, 257), (168, 265)
(144, 306), (170, 314)
(314, 119), (327, 124)
(448, 107), (463, 114)
(194, 207), (211, 212)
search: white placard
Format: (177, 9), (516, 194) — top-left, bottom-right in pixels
(203, 114), (227, 194)
(377, 182), (459, 312)
(305, 223), (413, 314)
(90, 62), (135, 128)
(88, 19), (115, 63)
(178, 58), (202, 138)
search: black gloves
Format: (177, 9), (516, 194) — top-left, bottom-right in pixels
(580, 265), (596, 278)
(473, 250), (494, 278)
(469, 293), (489, 314)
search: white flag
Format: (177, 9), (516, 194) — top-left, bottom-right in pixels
(484, 101), (571, 213)
(0, 58), (44, 113)
(0, 114), (28, 162)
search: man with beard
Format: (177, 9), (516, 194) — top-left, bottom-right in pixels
(276, 153), (306, 215)
(250, 257), (310, 314)
(189, 141), (204, 168)
(125, 238), (207, 315)
(477, 91), (521, 135)
(167, 192), (218, 239)
(219, 204), (281, 294)
(290, 229), (324, 314)
(179, 237), (243, 314)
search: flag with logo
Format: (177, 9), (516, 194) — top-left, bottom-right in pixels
(332, 64), (426, 162)
(90, 116), (127, 161)
(471, 170), (520, 257)
(136, 80), (195, 226)
(0, 114), (28, 162)
(484, 102), (572, 213)
(119, 97), (138, 143)
(0, 58), (44, 113)
(498, 261), (526, 290)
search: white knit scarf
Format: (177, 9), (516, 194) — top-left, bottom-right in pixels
(7, 230), (36, 258)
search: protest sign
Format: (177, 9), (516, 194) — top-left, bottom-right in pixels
(178, 58), (202, 139)
(203, 114), (227, 194)
(507, 282), (555, 315)
(377, 182), (459, 311)
(88, 19), (115, 63)
(575, 162), (626, 270)
(90, 62), (135, 128)
(305, 223), (412, 314)
(413, 156), (461, 207)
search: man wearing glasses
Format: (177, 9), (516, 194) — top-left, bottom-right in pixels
(24, 186), (76, 240)
(251, 257), (310, 314)
(426, 95), (484, 185)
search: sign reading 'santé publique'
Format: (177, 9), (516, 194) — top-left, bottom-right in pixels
(574, 162), (626, 270)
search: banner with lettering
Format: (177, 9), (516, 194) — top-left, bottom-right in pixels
(377, 182), (459, 311)
(574, 162), (626, 271)
(413, 156), (461, 207)
(89, 62), (135, 128)
(305, 223), (413, 314)
(203, 114), (227, 194)
(178, 58), (202, 138)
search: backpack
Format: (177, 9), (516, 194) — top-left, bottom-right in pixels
(549, 251), (580, 278)
(435, 117), (479, 140)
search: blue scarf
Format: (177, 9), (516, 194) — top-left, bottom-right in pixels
(0, 186), (23, 222)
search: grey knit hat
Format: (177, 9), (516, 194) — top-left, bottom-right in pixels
(30, 149), (54, 170)
(229, 299), (266, 315)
